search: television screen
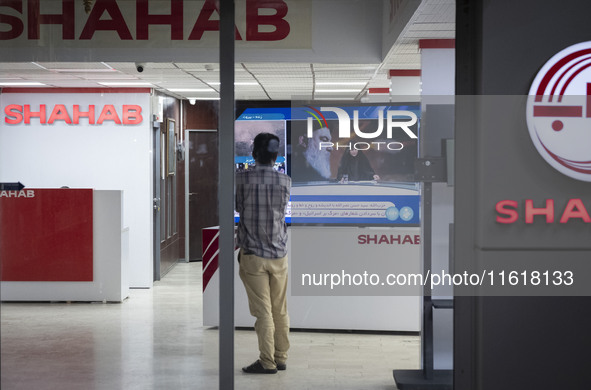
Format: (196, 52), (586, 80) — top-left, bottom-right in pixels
(234, 101), (421, 226)
(235, 119), (287, 174)
(289, 103), (420, 184)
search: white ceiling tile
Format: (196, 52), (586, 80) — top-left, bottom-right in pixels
(0, 62), (45, 70)
(37, 62), (111, 70)
(0, 3), (455, 100)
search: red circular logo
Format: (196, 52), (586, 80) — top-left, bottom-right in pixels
(526, 41), (591, 182)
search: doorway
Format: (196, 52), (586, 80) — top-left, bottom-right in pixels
(186, 129), (219, 261)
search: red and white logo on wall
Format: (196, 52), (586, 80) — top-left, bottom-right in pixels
(526, 41), (591, 182)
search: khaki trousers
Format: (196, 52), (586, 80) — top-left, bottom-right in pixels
(239, 249), (290, 370)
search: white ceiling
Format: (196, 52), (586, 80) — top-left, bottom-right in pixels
(0, 0), (455, 101)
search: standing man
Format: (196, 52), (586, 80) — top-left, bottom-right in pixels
(236, 132), (292, 374)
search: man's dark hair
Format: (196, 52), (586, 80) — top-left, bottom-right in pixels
(252, 132), (280, 165)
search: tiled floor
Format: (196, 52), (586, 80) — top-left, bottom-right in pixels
(1, 262), (420, 390)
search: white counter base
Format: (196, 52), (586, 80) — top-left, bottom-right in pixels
(1, 190), (129, 302)
(203, 226), (420, 332)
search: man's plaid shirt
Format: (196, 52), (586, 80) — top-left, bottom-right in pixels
(236, 165), (291, 259)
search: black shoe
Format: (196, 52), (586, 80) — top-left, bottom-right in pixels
(242, 360), (277, 374)
(276, 362), (287, 371)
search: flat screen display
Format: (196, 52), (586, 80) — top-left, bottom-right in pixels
(235, 119), (287, 174)
(234, 101), (421, 226)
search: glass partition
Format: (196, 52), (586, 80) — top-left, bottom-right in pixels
(0, 0), (222, 388)
(230, 1), (452, 389)
(0, 1), (459, 389)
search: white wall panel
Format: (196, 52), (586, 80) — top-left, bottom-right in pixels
(0, 91), (153, 288)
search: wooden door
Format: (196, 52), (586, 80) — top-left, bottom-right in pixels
(188, 130), (219, 261)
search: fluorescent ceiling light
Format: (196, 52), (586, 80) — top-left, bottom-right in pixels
(315, 65), (377, 71)
(51, 68), (117, 73)
(30, 62), (48, 70)
(315, 89), (361, 93)
(99, 81), (152, 86)
(315, 82), (367, 86)
(169, 88), (215, 92)
(314, 97), (357, 100)
(186, 97), (220, 100)
(0, 82), (46, 86)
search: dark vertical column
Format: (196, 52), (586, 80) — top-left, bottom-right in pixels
(452, 96), (478, 390)
(454, 1), (481, 389)
(422, 182), (434, 379)
(219, 0), (235, 389)
(453, 0), (482, 390)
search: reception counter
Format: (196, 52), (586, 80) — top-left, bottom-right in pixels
(0, 189), (129, 302)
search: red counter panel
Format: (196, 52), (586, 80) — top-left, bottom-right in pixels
(0, 189), (93, 281)
(202, 227), (219, 292)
